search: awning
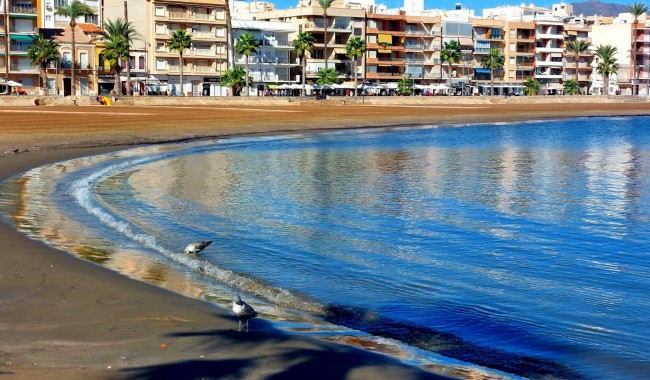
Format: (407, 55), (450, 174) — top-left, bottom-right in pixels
(475, 68), (491, 74)
(458, 37), (473, 46)
(566, 30), (578, 36)
(378, 34), (392, 44)
(333, 48), (347, 54)
(10, 35), (36, 41)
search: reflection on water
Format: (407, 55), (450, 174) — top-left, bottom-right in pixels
(1, 117), (650, 380)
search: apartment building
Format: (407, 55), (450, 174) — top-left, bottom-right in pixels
(257, 2), (365, 83)
(632, 17), (650, 95)
(366, 7), (406, 82)
(563, 16), (593, 94)
(403, 14), (441, 83)
(41, 0), (100, 28)
(534, 12), (565, 93)
(104, 0), (228, 96)
(232, 19), (299, 95)
(1, 0), (39, 91)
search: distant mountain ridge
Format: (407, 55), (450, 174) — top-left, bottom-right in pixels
(570, 0), (629, 17)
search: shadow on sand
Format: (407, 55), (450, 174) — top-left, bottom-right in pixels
(120, 314), (448, 380)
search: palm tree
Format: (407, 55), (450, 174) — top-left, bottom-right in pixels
(595, 44), (619, 96)
(102, 34), (129, 97)
(345, 36), (366, 98)
(397, 77), (414, 96)
(103, 18), (138, 96)
(27, 35), (60, 95)
(441, 40), (462, 88)
(481, 48), (504, 96)
(566, 39), (590, 81)
(629, 2), (648, 95)
(235, 33), (260, 96)
(169, 30), (193, 96)
(524, 77), (540, 96)
(316, 67), (339, 85)
(317, 0), (335, 70)
(563, 79), (580, 95)
(55, 0), (95, 96)
(293, 32), (315, 97)
(221, 66), (249, 96)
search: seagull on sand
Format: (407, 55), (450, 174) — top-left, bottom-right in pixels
(232, 295), (258, 332)
(184, 241), (212, 254)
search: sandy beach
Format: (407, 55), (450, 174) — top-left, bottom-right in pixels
(1, 97), (648, 379)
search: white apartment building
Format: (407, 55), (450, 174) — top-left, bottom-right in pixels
(232, 19), (299, 95)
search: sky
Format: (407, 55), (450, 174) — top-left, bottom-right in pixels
(270, 0), (559, 13)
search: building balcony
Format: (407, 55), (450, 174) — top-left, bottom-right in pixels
(405, 44), (424, 50)
(537, 33), (564, 40)
(405, 30), (427, 36)
(475, 34), (503, 40)
(366, 72), (404, 79)
(237, 56), (298, 65)
(536, 46), (563, 53)
(10, 6), (38, 16)
(535, 60), (564, 67)
(516, 35), (535, 41)
(424, 72), (442, 79)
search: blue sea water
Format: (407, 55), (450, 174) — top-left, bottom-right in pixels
(1, 116), (650, 379)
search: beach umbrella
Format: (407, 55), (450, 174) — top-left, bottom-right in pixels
(6, 80), (23, 87)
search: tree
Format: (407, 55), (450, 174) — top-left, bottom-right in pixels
(102, 34), (129, 97)
(27, 35), (60, 95)
(293, 32), (315, 97)
(595, 44), (619, 96)
(523, 77), (540, 96)
(441, 40), (462, 88)
(481, 48), (504, 96)
(566, 39), (590, 82)
(221, 66), (249, 96)
(345, 36), (366, 98)
(169, 30), (193, 96)
(235, 33), (260, 96)
(317, 0), (335, 70)
(563, 79), (580, 95)
(397, 77), (414, 96)
(629, 2), (648, 95)
(55, 0), (95, 97)
(316, 67), (339, 85)
(103, 18), (138, 96)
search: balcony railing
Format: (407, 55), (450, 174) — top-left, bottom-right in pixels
(10, 6), (38, 14)
(10, 44), (32, 52)
(194, 13), (212, 20)
(169, 11), (188, 19)
(195, 66), (214, 72)
(405, 44), (423, 49)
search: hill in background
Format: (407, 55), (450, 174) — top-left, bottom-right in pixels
(570, 0), (628, 16)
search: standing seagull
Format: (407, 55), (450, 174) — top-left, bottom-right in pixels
(184, 241), (212, 254)
(232, 294), (257, 332)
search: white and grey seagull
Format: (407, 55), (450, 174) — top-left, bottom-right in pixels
(183, 240), (212, 254)
(232, 294), (258, 332)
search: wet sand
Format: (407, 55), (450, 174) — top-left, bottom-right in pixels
(1, 99), (648, 379)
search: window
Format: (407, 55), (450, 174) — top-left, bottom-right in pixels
(139, 56), (145, 69)
(130, 56), (135, 69)
(216, 27), (225, 37)
(155, 23), (166, 34)
(155, 6), (165, 16)
(156, 58), (165, 70)
(215, 10), (225, 20)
